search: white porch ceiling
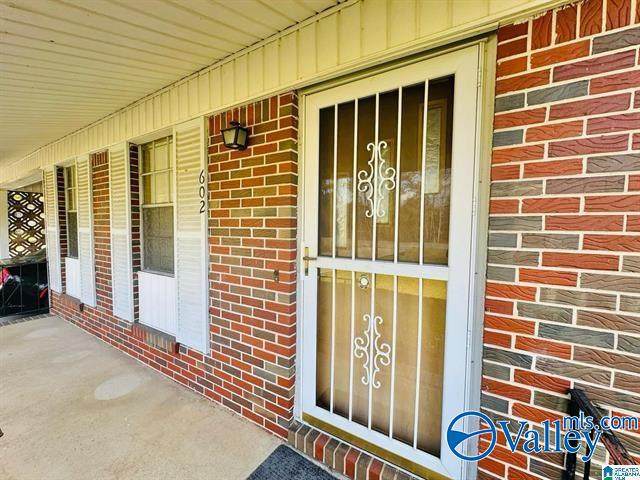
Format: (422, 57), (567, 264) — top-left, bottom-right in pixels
(0, 0), (339, 167)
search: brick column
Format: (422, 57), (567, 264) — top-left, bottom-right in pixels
(208, 92), (298, 437)
(91, 151), (112, 311)
(129, 144), (140, 321)
(483, 1), (640, 478)
(56, 166), (67, 291)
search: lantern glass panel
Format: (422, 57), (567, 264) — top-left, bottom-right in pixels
(223, 128), (236, 146)
(236, 129), (248, 148)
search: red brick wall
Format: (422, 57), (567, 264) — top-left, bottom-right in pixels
(129, 144), (140, 321)
(51, 93), (298, 441)
(484, 0), (640, 478)
(56, 166), (67, 290)
(207, 92), (298, 437)
(92, 152), (112, 311)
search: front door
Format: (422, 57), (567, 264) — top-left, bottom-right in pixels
(300, 45), (482, 478)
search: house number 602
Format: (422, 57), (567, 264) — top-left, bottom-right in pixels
(199, 169), (206, 214)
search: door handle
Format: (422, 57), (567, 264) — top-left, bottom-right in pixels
(303, 247), (317, 276)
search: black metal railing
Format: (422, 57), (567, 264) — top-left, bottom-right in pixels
(0, 256), (49, 317)
(564, 388), (636, 480)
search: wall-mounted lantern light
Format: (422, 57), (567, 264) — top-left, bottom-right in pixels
(221, 121), (249, 150)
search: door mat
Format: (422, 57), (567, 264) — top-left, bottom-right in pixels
(248, 444), (337, 479)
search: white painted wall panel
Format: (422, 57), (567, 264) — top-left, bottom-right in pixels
(65, 257), (81, 300)
(2, 0), (565, 185)
(138, 271), (177, 335)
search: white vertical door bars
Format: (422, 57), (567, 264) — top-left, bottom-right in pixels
(301, 45), (481, 479)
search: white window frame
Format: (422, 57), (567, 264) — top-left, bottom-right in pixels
(62, 162), (81, 299)
(64, 163), (79, 259)
(136, 134), (178, 336)
(139, 135), (176, 277)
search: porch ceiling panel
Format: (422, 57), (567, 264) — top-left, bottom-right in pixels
(0, 0), (339, 166)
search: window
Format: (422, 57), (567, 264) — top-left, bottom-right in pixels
(140, 136), (174, 275)
(64, 165), (78, 258)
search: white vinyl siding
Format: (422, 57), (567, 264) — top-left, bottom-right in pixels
(174, 118), (209, 353)
(76, 154), (96, 307)
(109, 143), (134, 322)
(43, 167), (62, 293)
(4, 0), (555, 186)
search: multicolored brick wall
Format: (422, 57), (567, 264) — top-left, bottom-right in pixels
(484, 0), (640, 478)
(207, 92), (298, 438)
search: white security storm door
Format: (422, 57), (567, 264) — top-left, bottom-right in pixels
(301, 45), (481, 479)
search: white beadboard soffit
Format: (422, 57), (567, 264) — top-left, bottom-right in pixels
(0, 0), (568, 184)
(0, 0), (340, 166)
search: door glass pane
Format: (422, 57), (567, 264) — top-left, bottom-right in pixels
(355, 97), (375, 259)
(316, 268), (332, 409)
(318, 107), (335, 257)
(351, 270), (372, 427)
(333, 270), (353, 417)
(336, 102), (355, 258)
(376, 91), (399, 261)
(423, 77), (454, 265)
(312, 74), (456, 462)
(397, 83), (425, 263)
(391, 276), (419, 445)
(416, 279), (447, 456)
(370, 274), (393, 435)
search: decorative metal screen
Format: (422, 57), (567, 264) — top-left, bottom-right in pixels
(313, 77), (455, 457)
(8, 191), (45, 257)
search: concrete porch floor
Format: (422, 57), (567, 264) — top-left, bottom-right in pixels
(0, 315), (282, 480)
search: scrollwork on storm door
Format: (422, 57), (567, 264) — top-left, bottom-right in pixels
(357, 140), (397, 220)
(353, 313), (391, 389)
